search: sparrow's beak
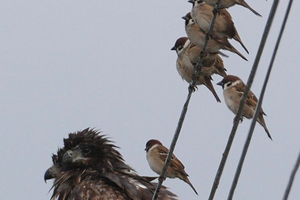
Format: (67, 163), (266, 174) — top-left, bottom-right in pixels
(187, 0), (194, 4)
(217, 81), (223, 86)
(171, 46), (176, 51)
(182, 15), (189, 20)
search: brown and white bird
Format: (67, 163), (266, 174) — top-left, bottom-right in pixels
(171, 37), (222, 102)
(45, 128), (180, 200)
(174, 37), (227, 77)
(182, 13), (248, 61)
(145, 139), (198, 195)
(217, 75), (272, 140)
(203, 0), (262, 17)
(188, 0), (249, 54)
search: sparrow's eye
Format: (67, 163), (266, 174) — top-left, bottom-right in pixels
(178, 46), (183, 51)
(226, 81), (232, 87)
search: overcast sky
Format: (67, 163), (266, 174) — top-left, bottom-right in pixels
(1, 1), (300, 200)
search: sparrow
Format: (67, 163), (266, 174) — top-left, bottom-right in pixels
(188, 0), (249, 54)
(177, 37), (227, 77)
(182, 12), (248, 61)
(203, 0), (262, 16)
(145, 139), (198, 195)
(217, 75), (272, 140)
(171, 37), (221, 102)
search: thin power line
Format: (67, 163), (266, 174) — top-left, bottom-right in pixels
(228, 0), (293, 199)
(283, 151), (300, 200)
(151, 1), (223, 199)
(208, 0), (280, 199)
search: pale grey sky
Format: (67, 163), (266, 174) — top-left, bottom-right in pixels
(1, 1), (299, 200)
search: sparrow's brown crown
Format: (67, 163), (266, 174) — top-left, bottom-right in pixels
(217, 75), (242, 87)
(171, 37), (189, 51)
(145, 139), (163, 152)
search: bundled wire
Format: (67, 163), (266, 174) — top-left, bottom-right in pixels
(228, 0), (293, 199)
(151, 0), (223, 199)
(208, 0), (280, 199)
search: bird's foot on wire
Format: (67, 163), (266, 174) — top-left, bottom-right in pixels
(158, 176), (166, 183)
(189, 84), (198, 92)
(233, 116), (243, 124)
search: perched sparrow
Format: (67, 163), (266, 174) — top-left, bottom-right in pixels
(145, 139), (198, 195)
(217, 75), (272, 140)
(171, 37), (221, 102)
(203, 0), (262, 16)
(188, 0), (249, 54)
(180, 38), (227, 77)
(182, 13), (248, 61)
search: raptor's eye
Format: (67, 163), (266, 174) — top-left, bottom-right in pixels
(81, 147), (91, 154)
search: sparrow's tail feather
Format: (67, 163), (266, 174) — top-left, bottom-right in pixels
(258, 115), (273, 140)
(183, 177), (198, 195)
(225, 44), (248, 61)
(263, 126), (272, 140)
(239, 0), (262, 17)
(204, 76), (221, 102)
(233, 35), (249, 54)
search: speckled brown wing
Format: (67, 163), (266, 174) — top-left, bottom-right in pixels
(217, 9), (249, 54)
(187, 43), (216, 68)
(218, 9), (236, 39)
(233, 81), (268, 116)
(156, 146), (185, 172)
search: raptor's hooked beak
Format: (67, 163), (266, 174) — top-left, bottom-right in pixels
(44, 165), (57, 182)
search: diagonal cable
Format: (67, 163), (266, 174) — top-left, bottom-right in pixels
(228, 0), (292, 199)
(151, 0), (222, 199)
(208, 0), (280, 199)
(283, 150), (300, 200)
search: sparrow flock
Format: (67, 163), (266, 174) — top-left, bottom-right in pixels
(170, 0), (272, 140)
